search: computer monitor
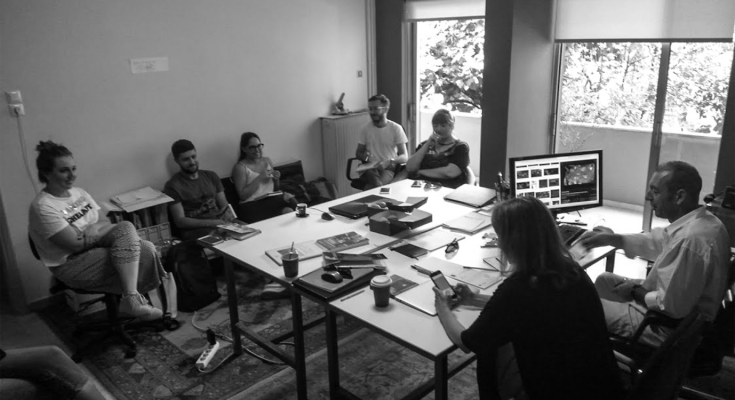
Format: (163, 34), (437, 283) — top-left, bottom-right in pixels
(508, 150), (603, 215)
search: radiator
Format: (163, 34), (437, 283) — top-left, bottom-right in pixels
(321, 112), (370, 198)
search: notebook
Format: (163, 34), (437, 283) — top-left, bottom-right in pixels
(443, 184), (497, 208)
(328, 194), (392, 219)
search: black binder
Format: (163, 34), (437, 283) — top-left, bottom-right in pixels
(328, 194), (392, 219)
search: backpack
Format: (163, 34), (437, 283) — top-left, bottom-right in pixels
(305, 177), (337, 205)
(163, 241), (220, 312)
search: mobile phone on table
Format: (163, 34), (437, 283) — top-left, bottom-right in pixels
(380, 187), (391, 194)
(411, 180), (422, 188)
(430, 271), (457, 299)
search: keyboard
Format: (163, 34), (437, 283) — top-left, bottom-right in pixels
(558, 223), (587, 247)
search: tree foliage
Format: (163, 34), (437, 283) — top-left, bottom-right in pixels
(418, 19), (484, 114)
(560, 42), (733, 135)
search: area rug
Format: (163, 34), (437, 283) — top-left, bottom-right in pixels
(39, 267), (365, 400)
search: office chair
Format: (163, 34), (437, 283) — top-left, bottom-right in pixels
(29, 235), (167, 361)
(613, 254), (735, 400)
(621, 311), (707, 400)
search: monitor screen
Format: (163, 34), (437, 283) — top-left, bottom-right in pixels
(508, 150), (603, 213)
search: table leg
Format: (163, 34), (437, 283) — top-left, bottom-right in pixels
(605, 251), (616, 273)
(223, 259), (241, 354)
(291, 290), (308, 399)
(325, 308), (340, 399)
(435, 354), (448, 400)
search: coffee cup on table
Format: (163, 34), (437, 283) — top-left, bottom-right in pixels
(370, 275), (392, 307)
(281, 252), (299, 278)
(296, 203), (307, 217)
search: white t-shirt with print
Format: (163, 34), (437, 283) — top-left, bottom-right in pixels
(29, 187), (100, 267)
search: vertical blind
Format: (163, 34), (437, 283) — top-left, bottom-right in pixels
(556, 0), (735, 41)
(404, 0), (485, 21)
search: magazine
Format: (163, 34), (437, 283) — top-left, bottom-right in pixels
(314, 231), (369, 252)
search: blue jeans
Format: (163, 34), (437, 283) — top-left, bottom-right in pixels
(0, 346), (88, 399)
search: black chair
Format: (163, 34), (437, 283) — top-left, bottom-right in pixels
(621, 312), (707, 400)
(613, 254), (735, 400)
(29, 235), (165, 361)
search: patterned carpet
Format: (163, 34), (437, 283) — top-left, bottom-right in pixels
(39, 266), (733, 399)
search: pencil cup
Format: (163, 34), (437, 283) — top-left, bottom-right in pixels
(281, 252), (299, 278)
(296, 203), (307, 217)
(370, 275), (392, 307)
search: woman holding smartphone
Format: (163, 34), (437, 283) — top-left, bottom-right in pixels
(434, 197), (622, 400)
(392, 109), (469, 188)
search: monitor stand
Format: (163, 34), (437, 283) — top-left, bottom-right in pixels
(554, 212), (588, 227)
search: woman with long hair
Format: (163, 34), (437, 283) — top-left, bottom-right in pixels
(231, 132), (295, 223)
(434, 197), (622, 400)
(392, 109), (469, 188)
(28, 141), (163, 320)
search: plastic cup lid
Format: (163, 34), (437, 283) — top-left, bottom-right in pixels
(370, 275), (392, 287)
(282, 252), (298, 260)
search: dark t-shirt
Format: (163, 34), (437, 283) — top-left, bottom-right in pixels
(461, 266), (623, 400)
(163, 170), (224, 220)
(415, 140), (469, 189)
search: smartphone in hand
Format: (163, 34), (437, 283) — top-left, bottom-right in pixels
(430, 271), (457, 299)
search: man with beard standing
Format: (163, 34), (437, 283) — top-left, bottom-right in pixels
(164, 139), (233, 240)
(354, 94), (408, 189)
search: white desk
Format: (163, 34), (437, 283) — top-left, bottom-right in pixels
(211, 181), (616, 399)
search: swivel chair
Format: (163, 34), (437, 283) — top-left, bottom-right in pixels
(30, 235), (167, 361)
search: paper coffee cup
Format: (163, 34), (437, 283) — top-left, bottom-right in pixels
(296, 203), (307, 217)
(370, 275), (392, 307)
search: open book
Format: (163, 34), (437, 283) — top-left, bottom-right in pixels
(252, 191), (283, 201)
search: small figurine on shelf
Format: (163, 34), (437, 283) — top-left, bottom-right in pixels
(495, 172), (511, 201)
(332, 92), (350, 115)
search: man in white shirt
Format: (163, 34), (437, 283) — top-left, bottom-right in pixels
(354, 94), (408, 189)
(580, 161), (730, 346)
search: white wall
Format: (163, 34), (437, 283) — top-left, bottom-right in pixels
(0, 0), (369, 306)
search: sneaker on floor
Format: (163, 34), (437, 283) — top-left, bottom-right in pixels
(261, 283), (290, 300)
(119, 293), (163, 321)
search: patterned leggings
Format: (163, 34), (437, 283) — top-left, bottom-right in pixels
(53, 221), (164, 294)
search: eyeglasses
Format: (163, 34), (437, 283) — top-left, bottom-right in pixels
(247, 143), (265, 151)
(445, 238), (460, 254)
(368, 106), (386, 112)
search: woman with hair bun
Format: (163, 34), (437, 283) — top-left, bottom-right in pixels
(392, 109), (469, 188)
(28, 141), (163, 320)
(434, 197), (623, 400)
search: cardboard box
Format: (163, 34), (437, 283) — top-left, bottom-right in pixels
(369, 209), (432, 236)
(65, 290), (106, 316)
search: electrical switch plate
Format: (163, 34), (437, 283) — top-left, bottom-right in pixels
(357, 70), (363, 77)
(5, 91), (22, 104)
(130, 57), (169, 74)
(9, 104), (25, 116)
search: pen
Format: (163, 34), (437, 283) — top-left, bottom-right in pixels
(463, 266), (495, 271)
(340, 289), (365, 302)
(411, 264), (432, 275)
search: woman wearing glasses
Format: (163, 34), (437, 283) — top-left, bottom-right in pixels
(434, 197), (623, 400)
(393, 109), (469, 188)
(232, 132), (296, 223)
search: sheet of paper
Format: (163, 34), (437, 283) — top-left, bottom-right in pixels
(447, 268), (502, 290)
(442, 212), (492, 233)
(569, 241), (590, 262)
(407, 229), (465, 251)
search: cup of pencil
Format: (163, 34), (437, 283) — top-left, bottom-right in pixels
(282, 243), (299, 278)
